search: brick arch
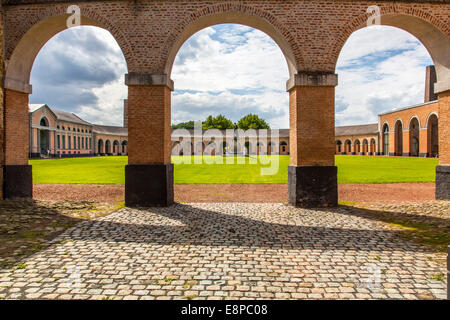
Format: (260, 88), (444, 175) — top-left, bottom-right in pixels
(5, 8), (130, 87)
(332, 6), (450, 84)
(163, 3), (301, 78)
(425, 111), (439, 128)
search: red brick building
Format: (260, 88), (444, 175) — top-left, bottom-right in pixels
(29, 104), (128, 158)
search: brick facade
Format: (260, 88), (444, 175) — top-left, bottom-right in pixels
(379, 101), (439, 157)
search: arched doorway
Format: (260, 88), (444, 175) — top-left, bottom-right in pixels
(244, 141), (252, 156)
(394, 120), (403, 156)
(105, 140), (112, 155)
(39, 117), (50, 156)
(113, 140), (120, 155)
(362, 139), (368, 155)
(280, 141), (288, 155)
(97, 139), (104, 155)
(121, 141), (128, 155)
(409, 118), (420, 157)
(382, 124), (390, 156)
(354, 140), (361, 154)
(335, 140), (342, 154)
(344, 140), (352, 154)
(3, 13), (128, 198)
(370, 138), (376, 155)
(427, 114), (438, 157)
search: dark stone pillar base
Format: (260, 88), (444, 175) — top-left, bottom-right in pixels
(4, 165), (33, 198)
(436, 165), (450, 200)
(288, 165), (338, 208)
(125, 164), (174, 207)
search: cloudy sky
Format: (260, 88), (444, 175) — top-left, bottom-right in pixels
(30, 24), (433, 128)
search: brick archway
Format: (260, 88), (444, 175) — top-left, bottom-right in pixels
(332, 7), (450, 85)
(5, 11), (129, 88)
(1, 0), (449, 203)
(2, 10), (129, 198)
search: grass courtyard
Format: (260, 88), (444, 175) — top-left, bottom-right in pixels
(30, 155), (439, 185)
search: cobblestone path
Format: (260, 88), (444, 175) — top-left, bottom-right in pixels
(0, 203), (446, 300)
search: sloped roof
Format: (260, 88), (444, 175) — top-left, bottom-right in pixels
(29, 104), (92, 126)
(52, 109), (92, 126)
(93, 124), (128, 137)
(335, 124), (378, 136)
(377, 100), (437, 116)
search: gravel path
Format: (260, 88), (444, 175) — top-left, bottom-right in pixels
(33, 183), (436, 203)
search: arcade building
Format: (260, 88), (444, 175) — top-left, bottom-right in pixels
(29, 66), (438, 160)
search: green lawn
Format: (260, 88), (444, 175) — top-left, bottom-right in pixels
(30, 155), (438, 185)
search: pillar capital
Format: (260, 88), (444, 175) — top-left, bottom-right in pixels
(434, 79), (450, 94)
(286, 72), (338, 92)
(125, 73), (174, 91)
(4, 77), (32, 94)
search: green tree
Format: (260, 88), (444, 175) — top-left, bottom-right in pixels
(237, 114), (270, 130)
(171, 121), (195, 129)
(202, 115), (234, 130)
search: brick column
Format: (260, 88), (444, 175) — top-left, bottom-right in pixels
(125, 73), (174, 207)
(436, 88), (450, 200)
(0, 5), (4, 199)
(287, 72), (338, 207)
(4, 87), (33, 198)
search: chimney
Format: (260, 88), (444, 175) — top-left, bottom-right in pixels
(424, 65), (437, 103)
(123, 99), (128, 128)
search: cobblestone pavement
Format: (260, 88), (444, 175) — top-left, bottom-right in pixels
(0, 203), (447, 300)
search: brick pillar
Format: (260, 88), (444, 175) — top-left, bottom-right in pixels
(287, 72), (338, 207)
(125, 73), (174, 207)
(0, 5), (4, 199)
(436, 90), (450, 200)
(123, 99), (128, 128)
(3, 88), (33, 198)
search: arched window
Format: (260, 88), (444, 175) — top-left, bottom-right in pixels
(362, 139), (368, 154)
(394, 120), (403, 156)
(40, 117), (49, 127)
(383, 124), (389, 155)
(427, 114), (438, 157)
(409, 118), (420, 157)
(336, 140), (342, 153)
(344, 140), (352, 154)
(354, 140), (361, 154)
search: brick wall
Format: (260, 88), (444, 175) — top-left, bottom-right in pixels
(439, 91), (450, 165)
(379, 102), (438, 156)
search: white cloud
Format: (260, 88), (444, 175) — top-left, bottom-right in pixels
(172, 24), (290, 127)
(30, 24), (432, 129)
(336, 26), (433, 126)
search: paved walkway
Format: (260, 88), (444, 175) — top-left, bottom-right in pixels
(0, 203), (446, 300)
